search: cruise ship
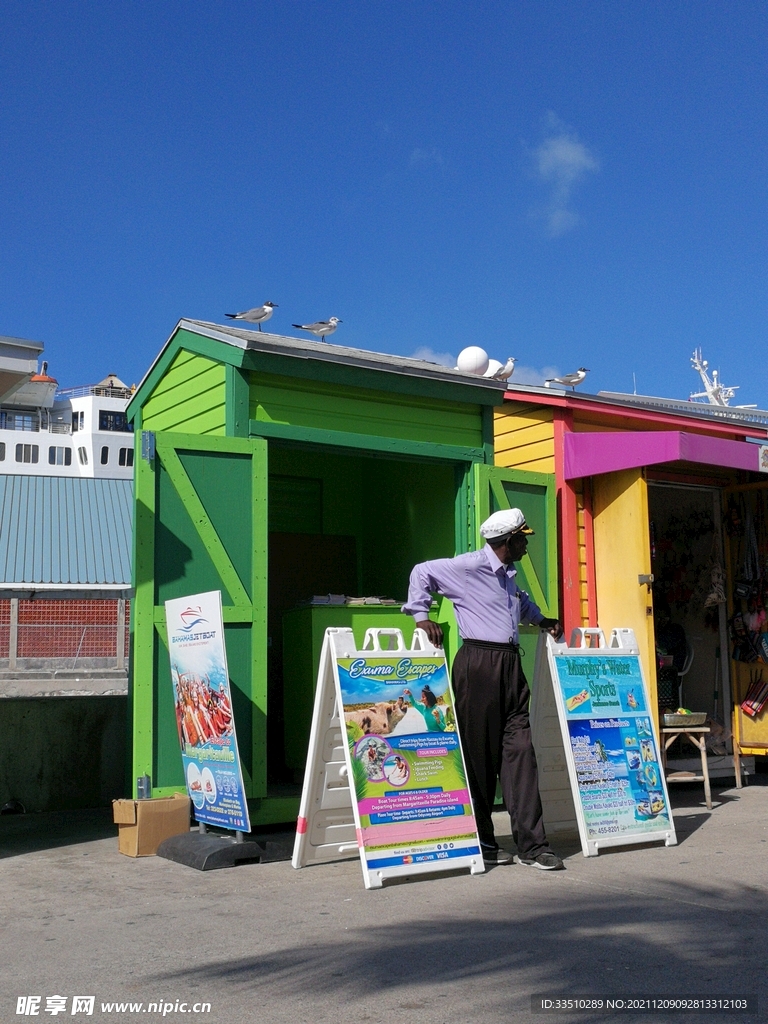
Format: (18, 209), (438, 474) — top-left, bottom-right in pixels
(0, 335), (134, 479)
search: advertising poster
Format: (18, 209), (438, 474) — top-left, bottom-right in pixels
(552, 652), (673, 844)
(164, 591), (250, 832)
(337, 653), (481, 874)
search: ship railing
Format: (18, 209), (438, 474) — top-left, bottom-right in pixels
(56, 385), (133, 400)
(0, 418), (40, 432)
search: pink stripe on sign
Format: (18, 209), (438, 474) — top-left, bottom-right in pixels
(362, 816), (478, 847)
(358, 788), (471, 817)
(296, 816), (307, 835)
(417, 747), (448, 756)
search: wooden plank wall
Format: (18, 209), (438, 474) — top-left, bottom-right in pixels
(250, 373), (484, 449)
(140, 350), (226, 435)
(574, 479), (591, 625)
(493, 405), (555, 473)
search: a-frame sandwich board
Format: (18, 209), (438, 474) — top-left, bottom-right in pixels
(292, 626), (485, 888)
(531, 627), (677, 857)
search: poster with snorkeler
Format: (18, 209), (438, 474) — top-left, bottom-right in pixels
(164, 591), (250, 833)
(542, 627), (676, 857)
(292, 626), (484, 888)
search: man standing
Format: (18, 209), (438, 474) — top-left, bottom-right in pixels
(402, 508), (564, 870)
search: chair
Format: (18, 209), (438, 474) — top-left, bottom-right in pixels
(677, 641), (694, 708)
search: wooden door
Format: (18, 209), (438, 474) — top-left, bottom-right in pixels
(592, 468), (658, 717)
(132, 432), (268, 798)
(473, 464), (558, 683)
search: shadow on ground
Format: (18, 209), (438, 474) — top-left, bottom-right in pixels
(0, 808), (115, 858)
(148, 878), (764, 1022)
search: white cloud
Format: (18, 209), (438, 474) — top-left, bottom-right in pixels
(533, 114), (599, 236)
(512, 364), (561, 386)
(411, 346), (455, 368)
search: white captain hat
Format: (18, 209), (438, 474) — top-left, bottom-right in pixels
(479, 508), (534, 540)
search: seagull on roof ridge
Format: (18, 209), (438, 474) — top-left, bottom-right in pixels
(488, 357), (516, 381)
(225, 302), (278, 330)
(544, 367), (589, 390)
(291, 317), (342, 341)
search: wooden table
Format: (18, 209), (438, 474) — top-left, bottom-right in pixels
(661, 726), (712, 810)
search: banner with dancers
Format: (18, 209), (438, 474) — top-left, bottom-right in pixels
(165, 591), (250, 832)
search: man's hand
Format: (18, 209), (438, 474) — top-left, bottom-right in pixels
(539, 617), (564, 641)
(416, 619), (444, 647)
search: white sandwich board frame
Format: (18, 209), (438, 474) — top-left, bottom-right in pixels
(292, 627), (485, 889)
(532, 627), (677, 857)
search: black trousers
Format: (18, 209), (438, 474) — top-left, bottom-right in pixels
(452, 640), (549, 858)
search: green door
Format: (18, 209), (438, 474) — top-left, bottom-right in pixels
(132, 432), (268, 799)
(473, 464), (558, 680)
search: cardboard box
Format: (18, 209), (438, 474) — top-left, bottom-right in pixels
(113, 793), (191, 857)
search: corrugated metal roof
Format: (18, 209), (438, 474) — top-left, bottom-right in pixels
(0, 476), (132, 586)
(181, 320), (510, 392)
(128, 319), (509, 418)
(598, 391), (768, 429)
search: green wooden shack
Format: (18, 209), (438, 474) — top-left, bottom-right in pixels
(127, 320), (558, 826)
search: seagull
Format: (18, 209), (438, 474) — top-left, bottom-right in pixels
(544, 367), (589, 390)
(488, 357), (516, 381)
(291, 317), (342, 341)
(225, 301), (278, 330)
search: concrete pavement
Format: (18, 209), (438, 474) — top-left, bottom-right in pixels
(2, 779), (767, 1024)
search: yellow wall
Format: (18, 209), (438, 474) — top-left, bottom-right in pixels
(493, 405), (555, 473)
(592, 468), (658, 717)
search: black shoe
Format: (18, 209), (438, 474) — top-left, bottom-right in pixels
(516, 851), (564, 870)
(481, 844), (514, 866)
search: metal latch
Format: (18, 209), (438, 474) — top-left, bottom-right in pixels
(638, 573), (654, 591)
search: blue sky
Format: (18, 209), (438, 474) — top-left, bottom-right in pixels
(1, 2), (766, 404)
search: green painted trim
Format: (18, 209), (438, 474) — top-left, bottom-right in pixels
(488, 475), (513, 517)
(481, 405), (495, 464)
(155, 441), (251, 608)
(473, 463), (558, 618)
(487, 465), (555, 489)
(248, 419), (484, 462)
(250, 437), (269, 798)
(240, 348), (505, 403)
(454, 464), (471, 555)
(131, 436), (156, 789)
(241, 348), (505, 406)
(226, 365), (250, 437)
(155, 431), (254, 454)
(128, 328), (247, 422)
(517, 552), (548, 611)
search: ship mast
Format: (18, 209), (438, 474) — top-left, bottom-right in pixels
(689, 348), (739, 406)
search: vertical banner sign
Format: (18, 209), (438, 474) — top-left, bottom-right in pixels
(544, 628), (676, 856)
(293, 628), (484, 888)
(165, 591), (250, 833)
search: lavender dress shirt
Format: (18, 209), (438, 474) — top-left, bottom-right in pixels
(402, 544), (544, 643)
